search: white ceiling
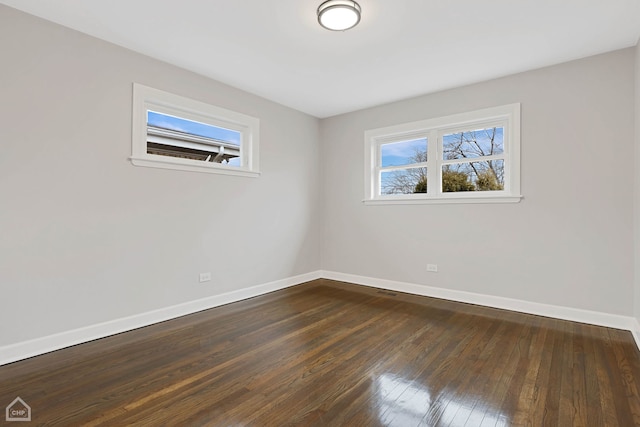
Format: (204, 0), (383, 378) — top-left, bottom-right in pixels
(2, 0), (640, 118)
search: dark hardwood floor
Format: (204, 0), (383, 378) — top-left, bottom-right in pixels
(1, 279), (640, 426)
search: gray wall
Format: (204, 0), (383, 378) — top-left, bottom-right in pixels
(635, 39), (640, 324)
(0, 6), (321, 346)
(321, 49), (635, 316)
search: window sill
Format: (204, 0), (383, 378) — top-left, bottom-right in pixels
(130, 156), (260, 178)
(363, 195), (523, 205)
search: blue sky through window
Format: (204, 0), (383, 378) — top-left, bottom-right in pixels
(147, 111), (241, 145)
(381, 138), (427, 167)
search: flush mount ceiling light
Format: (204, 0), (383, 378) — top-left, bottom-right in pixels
(317, 0), (361, 31)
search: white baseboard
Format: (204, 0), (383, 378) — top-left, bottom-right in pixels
(632, 319), (640, 351)
(0, 271), (322, 366)
(320, 270), (639, 336)
(3, 269), (638, 365)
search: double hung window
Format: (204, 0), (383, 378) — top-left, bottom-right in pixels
(365, 104), (521, 204)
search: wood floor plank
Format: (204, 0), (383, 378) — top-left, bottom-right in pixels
(557, 320), (575, 426)
(582, 324), (605, 427)
(571, 325), (589, 427)
(610, 329), (640, 425)
(591, 326), (622, 426)
(1, 279), (639, 426)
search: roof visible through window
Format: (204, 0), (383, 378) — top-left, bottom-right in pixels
(147, 111), (240, 145)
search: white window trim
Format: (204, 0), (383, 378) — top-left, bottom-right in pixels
(364, 104), (522, 205)
(131, 83), (260, 177)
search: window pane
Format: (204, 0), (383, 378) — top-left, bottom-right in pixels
(442, 127), (503, 160)
(442, 160), (504, 192)
(148, 111), (240, 143)
(381, 138), (427, 167)
(381, 167), (427, 195)
(146, 111), (242, 166)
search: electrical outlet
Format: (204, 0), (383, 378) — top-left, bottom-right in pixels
(199, 272), (212, 282)
(427, 264), (438, 272)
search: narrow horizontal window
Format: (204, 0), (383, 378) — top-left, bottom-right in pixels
(146, 111), (242, 166)
(131, 84), (259, 177)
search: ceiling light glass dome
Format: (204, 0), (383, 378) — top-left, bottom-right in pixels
(317, 1), (361, 31)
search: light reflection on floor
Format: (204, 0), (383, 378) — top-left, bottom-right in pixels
(375, 373), (506, 426)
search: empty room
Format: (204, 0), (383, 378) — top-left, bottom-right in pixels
(1, 1), (640, 425)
